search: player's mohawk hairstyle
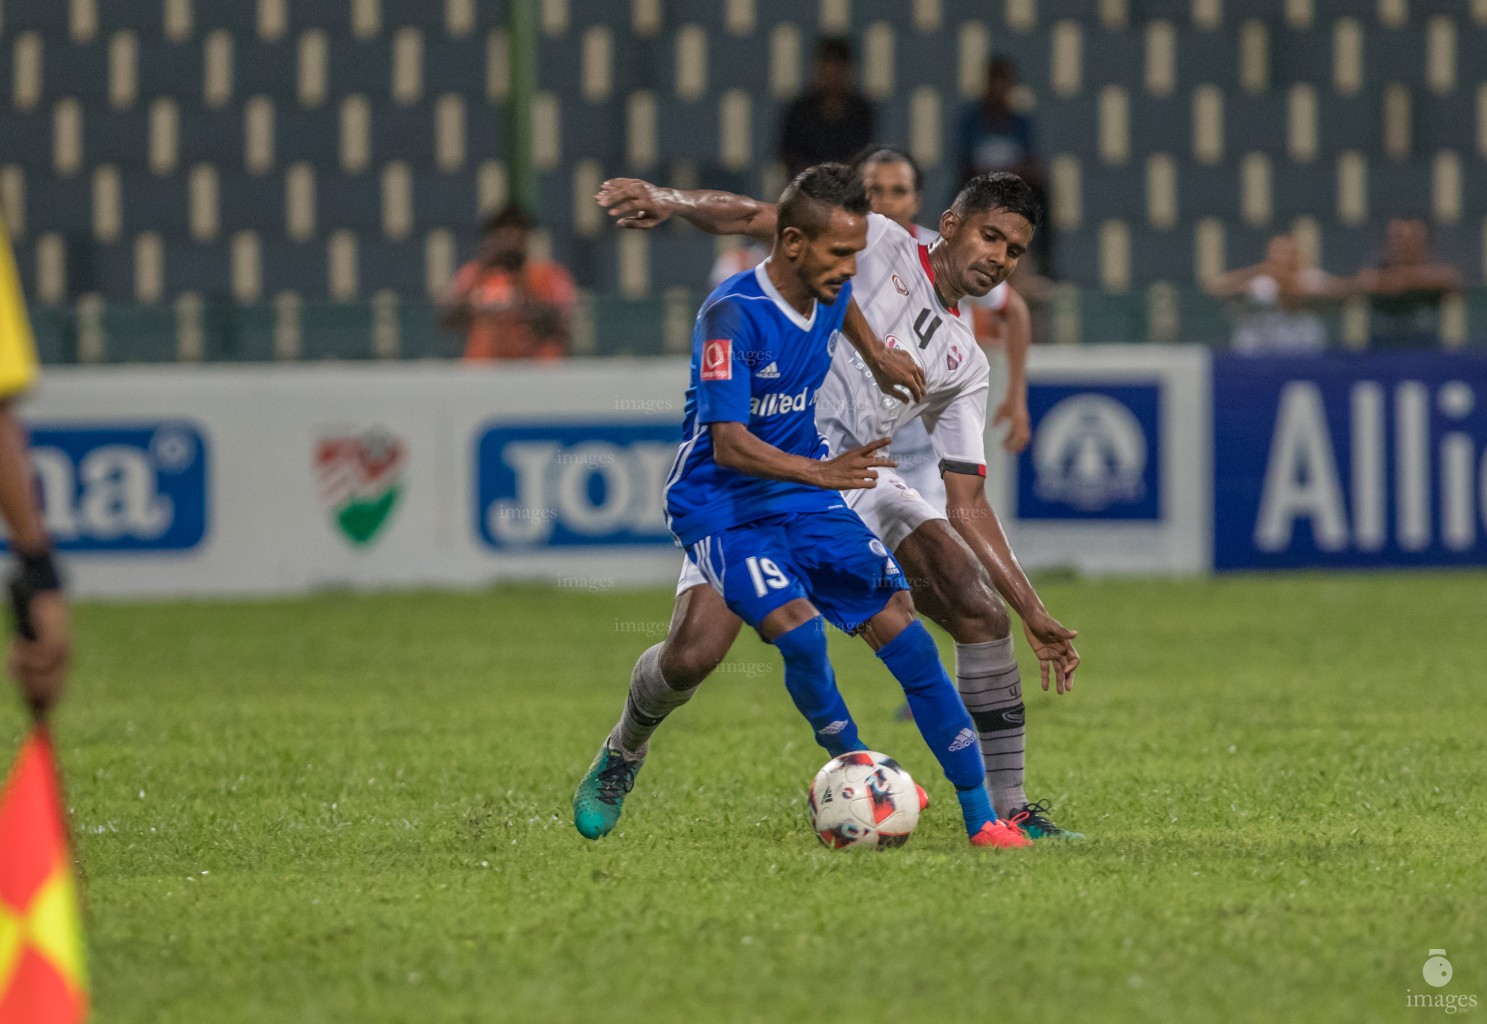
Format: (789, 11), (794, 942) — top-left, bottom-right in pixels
(777, 163), (869, 240)
(951, 172), (1043, 229)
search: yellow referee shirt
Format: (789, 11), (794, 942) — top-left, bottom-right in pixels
(0, 212), (40, 399)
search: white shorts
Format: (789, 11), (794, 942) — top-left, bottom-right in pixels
(673, 467), (947, 594)
(886, 420), (946, 513)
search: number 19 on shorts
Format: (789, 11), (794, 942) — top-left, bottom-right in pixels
(745, 556), (790, 597)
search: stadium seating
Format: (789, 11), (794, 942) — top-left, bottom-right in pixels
(1, 0), (1483, 352)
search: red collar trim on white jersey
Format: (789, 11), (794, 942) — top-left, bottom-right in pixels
(916, 244), (960, 317)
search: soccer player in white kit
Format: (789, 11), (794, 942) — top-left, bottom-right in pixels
(575, 170), (1081, 842)
(856, 147), (1034, 509)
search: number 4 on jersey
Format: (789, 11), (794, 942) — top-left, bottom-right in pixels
(913, 308), (942, 349)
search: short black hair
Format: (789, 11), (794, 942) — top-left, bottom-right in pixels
(483, 203), (535, 234)
(853, 145), (924, 196)
(777, 162), (869, 240)
(815, 37), (853, 64)
(951, 172), (1042, 229)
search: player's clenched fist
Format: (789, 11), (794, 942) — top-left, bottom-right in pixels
(813, 438), (896, 491)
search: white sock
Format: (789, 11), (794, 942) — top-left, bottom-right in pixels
(608, 644), (699, 760)
(954, 638), (1027, 818)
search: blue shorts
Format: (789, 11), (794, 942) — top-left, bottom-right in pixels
(686, 507), (909, 635)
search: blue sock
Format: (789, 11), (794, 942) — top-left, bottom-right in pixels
(774, 618), (861, 757)
(955, 784), (996, 835)
(876, 621), (993, 832)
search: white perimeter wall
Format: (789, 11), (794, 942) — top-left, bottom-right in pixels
(23, 348), (1208, 599)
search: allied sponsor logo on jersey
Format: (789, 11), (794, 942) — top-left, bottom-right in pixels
(884, 335), (902, 349)
(474, 421), (679, 549)
(1018, 385), (1162, 520)
(1212, 353), (1487, 569)
(20, 422), (209, 552)
(701, 339), (732, 381)
(756, 361), (780, 379)
(749, 387), (814, 418)
(315, 428), (405, 547)
(947, 343), (964, 371)
(892, 274), (908, 295)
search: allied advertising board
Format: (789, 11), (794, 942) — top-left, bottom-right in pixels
(1211, 353), (1487, 570)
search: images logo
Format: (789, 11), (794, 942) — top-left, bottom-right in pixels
(315, 428), (405, 547)
(1406, 948), (1479, 1013)
(24, 422), (209, 552)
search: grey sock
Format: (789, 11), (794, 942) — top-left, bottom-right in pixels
(955, 638), (1027, 818)
(608, 644), (699, 760)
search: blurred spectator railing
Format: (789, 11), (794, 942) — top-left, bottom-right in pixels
(27, 285), (1487, 364)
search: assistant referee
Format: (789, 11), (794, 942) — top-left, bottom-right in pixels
(0, 212), (69, 715)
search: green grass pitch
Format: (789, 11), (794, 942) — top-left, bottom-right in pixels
(5, 573), (1484, 1023)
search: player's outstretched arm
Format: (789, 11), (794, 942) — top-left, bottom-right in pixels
(597, 179), (777, 242)
(711, 423), (894, 491)
(991, 288), (1032, 454)
(942, 472), (1079, 694)
(841, 300), (925, 404)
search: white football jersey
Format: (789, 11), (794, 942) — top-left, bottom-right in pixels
(817, 213), (991, 478)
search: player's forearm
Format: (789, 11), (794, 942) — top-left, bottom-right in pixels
(711, 424), (825, 487)
(1001, 292), (1031, 401)
(842, 300), (886, 362)
(668, 189), (777, 242)
(0, 405), (48, 553)
(947, 491), (1045, 621)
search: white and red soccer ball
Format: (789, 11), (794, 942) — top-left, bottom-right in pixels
(808, 751), (920, 850)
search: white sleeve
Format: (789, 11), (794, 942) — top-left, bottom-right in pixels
(866, 212), (905, 252)
(922, 377), (990, 477)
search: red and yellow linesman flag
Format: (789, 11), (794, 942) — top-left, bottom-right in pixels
(0, 728), (87, 1023)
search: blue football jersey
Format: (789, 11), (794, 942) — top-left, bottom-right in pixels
(663, 263), (854, 546)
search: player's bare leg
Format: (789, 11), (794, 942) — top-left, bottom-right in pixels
(615, 583), (742, 754)
(892, 519), (1080, 839)
(574, 584), (742, 840)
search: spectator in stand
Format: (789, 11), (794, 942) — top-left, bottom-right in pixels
(958, 57), (1049, 277)
(1357, 217), (1463, 347)
(1205, 234), (1350, 354)
(707, 241), (769, 290)
(778, 38), (876, 179)
(959, 57), (1038, 186)
(439, 204), (577, 361)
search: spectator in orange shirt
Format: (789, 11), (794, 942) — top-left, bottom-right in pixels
(439, 204), (577, 361)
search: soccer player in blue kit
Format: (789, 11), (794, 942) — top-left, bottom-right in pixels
(576, 164), (1030, 848)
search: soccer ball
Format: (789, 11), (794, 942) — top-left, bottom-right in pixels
(807, 751), (920, 850)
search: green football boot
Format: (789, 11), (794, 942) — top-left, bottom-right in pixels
(1008, 800), (1084, 841)
(573, 744), (644, 840)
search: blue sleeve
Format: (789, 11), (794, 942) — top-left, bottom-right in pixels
(694, 298), (754, 425)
